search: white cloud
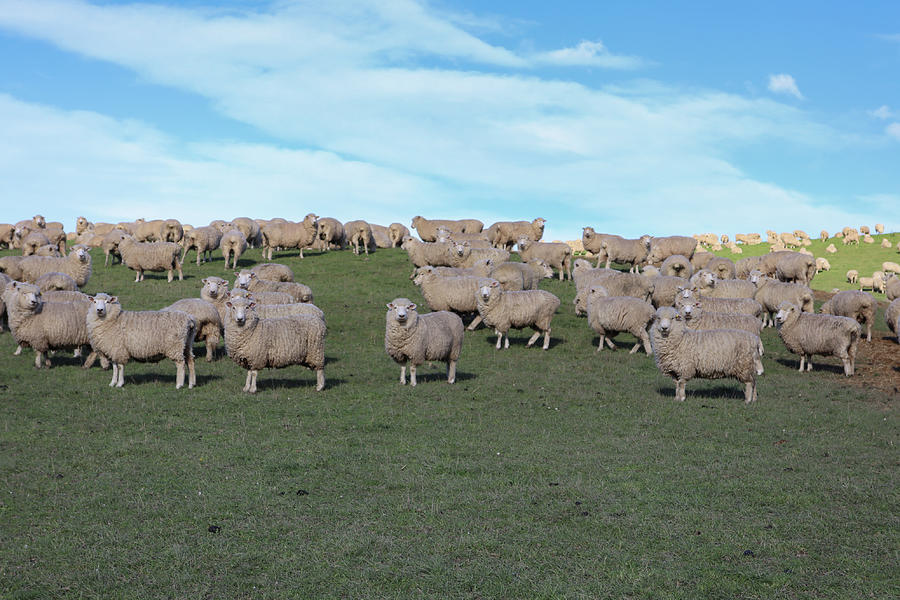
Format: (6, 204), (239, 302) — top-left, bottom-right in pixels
(533, 40), (647, 69)
(887, 123), (900, 141)
(767, 74), (803, 99)
(870, 105), (893, 119)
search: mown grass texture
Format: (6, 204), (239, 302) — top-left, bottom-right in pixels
(0, 243), (897, 599)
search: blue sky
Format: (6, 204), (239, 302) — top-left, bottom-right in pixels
(0, 0), (897, 240)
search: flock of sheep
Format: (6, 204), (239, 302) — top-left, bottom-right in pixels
(1, 214), (898, 401)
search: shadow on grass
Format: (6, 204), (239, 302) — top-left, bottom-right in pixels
(256, 376), (347, 390)
(403, 370), (476, 384)
(125, 372), (223, 386)
(655, 384), (750, 401)
(590, 336), (649, 353)
(775, 357), (847, 375)
(480, 335), (566, 349)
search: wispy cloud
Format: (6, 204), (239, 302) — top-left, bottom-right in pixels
(887, 123), (900, 141)
(767, 73), (803, 99)
(876, 33), (900, 42)
(870, 105), (894, 119)
(533, 40), (647, 69)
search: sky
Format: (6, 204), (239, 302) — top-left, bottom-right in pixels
(0, 0), (898, 241)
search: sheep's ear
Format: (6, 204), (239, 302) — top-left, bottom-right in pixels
(233, 272), (239, 277)
(225, 301), (233, 308)
(88, 295), (95, 303)
(248, 302), (256, 309)
(676, 286), (685, 292)
(696, 302), (702, 308)
(202, 278), (208, 284)
(674, 314), (683, 321)
(463, 241), (470, 247)
(408, 303), (417, 311)
(109, 296), (117, 303)
(386, 303), (394, 309)
(490, 280), (499, 288)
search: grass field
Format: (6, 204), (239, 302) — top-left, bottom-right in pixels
(1, 242), (897, 599)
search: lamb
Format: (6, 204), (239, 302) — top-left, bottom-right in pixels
(34, 272), (78, 292)
(674, 287), (763, 320)
(645, 236), (698, 266)
(19, 245), (92, 288)
(181, 226), (223, 266)
(117, 236), (183, 282)
(820, 290), (877, 343)
(413, 267), (487, 330)
(260, 214), (318, 259)
(688, 270), (755, 299)
(5, 282), (100, 369)
(594, 236), (648, 272)
(887, 275), (900, 301)
(250, 263), (294, 282)
(774, 252), (816, 285)
(86, 293), (196, 388)
(882, 262), (900, 275)
(774, 301), (860, 376)
(229, 217), (261, 247)
(316, 217), (345, 250)
(384, 297), (463, 386)
(846, 269), (859, 284)
(233, 270), (313, 303)
(885, 298), (900, 343)
(516, 237), (572, 281)
(219, 229), (248, 270)
(659, 254), (693, 279)
(161, 297), (223, 362)
(388, 223), (411, 247)
(489, 259), (553, 291)
(369, 223), (393, 249)
(584, 284), (654, 354)
(815, 257), (831, 273)
(475, 280), (560, 350)
(223, 295), (326, 392)
(487, 218), (546, 250)
(748, 271), (814, 326)
(344, 220), (375, 255)
(649, 306), (763, 403)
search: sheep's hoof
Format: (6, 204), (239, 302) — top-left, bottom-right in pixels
(176, 383), (183, 390)
(115, 382), (124, 388)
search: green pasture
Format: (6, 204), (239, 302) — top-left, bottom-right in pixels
(0, 243), (897, 599)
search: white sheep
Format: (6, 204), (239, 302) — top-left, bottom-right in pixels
(250, 263), (294, 282)
(260, 214), (318, 260)
(825, 243), (837, 254)
(181, 226), (223, 266)
(227, 288), (294, 305)
(344, 220), (375, 255)
(688, 270), (755, 299)
(774, 301), (860, 376)
(161, 298), (223, 362)
(677, 301), (764, 343)
(580, 228), (620, 256)
(594, 236), (648, 272)
(413, 267), (487, 330)
(674, 287), (763, 320)
(516, 237), (572, 281)
(223, 296), (326, 393)
(86, 293), (196, 388)
(647, 275), (689, 308)
(884, 298), (899, 343)
(883, 238), (894, 249)
(748, 271), (814, 327)
(220, 229), (248, 270)
(388, 223), (411, 247)
(486, 218), (546, 250)
(19, 245), (92, 288)
(411, 217), (483, 242)
(475, 280), (560, 350)
(234, 270), (313, 303)
(369, 223), (393, 248)
(384, 297), (463, 386)
(875, 223), (885, 234)
(659, 254), (693, 279)
(401, 238), (456, 276)
(229, 217), (261, 247)
(887, 275), (900, 301)
(815, 257), (831, 273)
(820, 290), (877, 343)
(34, 272), (78, 292)
(101, 229), (130, 267)
(118, 237), (183, 282)
(650, 306), (763, 403)
(489, 259), (553, 291)
(584, 284), (654, 354)
(882, 262), (900, 276)
(846, 269), (859, 284)
(316, 217), (345, 250)
(645, 236), (698, 267)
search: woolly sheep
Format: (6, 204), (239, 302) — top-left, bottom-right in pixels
(584, 284), (653, 354)
(875, 223), (885, 234)
(691, 252), (716, 271)
(650, 306), (763, 403)
(846, 269), (858, 284)
(228, 288), (294, 305)
(238, 295), (325, 321)
(820, 230), (829, 240)
(200, 276), (233, 323)
(222, 296), (325, 393)
(229, 217), (261, 248)
(885, 298), (899, 342)
(820, 290), (877, 343)
(774, 301), (860, 376)
(882, 239), (893, 249)
(858, 276), (877, 293)
(594, 236), (648, 272)
(0, 224), (15, 249)
(0, 255), (25, 280)
(413, 259), (493, 280)
(220, 229), (248, 270)
(825, 243), (837, 254)
(815, 257), (831, 273)
(234, 270), (313, 303)
(384, 297), (463, 386)
(250, 263), (294, 282)
(774, 252), (816, 285)
(434, 227), (492, 247)
(20, 245), (92, 288)
(735, 255), (764, 279)
(887, 275), (900, 301)
(261, 214), (318, 260)
(159, 219), (184, 243)
(21, 231), (51, 256)
(413, 267), (487, 330)
(580, 228), (620, 256)
(161, 297), (223, 362)
(448, 244), (510, 269)
(402, 238), (455, 275)
(882, 262), (900, 275)
(411, 217), (482, 242)
(842, 230), (859, 245)
(863, 235), (875, 244)
(689, 270), (755, 299)
(489, 259), (553, 291)
(748, 271), (813, 327)
(678, 301), (763, 340)
(475, 280), (560, 350)
(32, 244), (62, 257)
(659, 254), (693, 279)
(118, 237), (183, 283)
(517, 237), (572, 281)
(487, 218), (546, 250)
(86, 294), (196, 388)
(99, 230), (129, 267)
(642, 265), (661, 277)
(180, 226), (222, 266)
(647, 275), (688, 308)
(34, 272), (78, 292)
(344, 220), (375, 256)
(316, 217), (345, 250)
(388, 223), (411, 247)
(674, 287), (763, 320)
(645, 236), (698, 267)
(134, 219), (164, 242)
(860, 225), (870, 235)
(734, 233), (762, 245)
(705, 257), (736, 280)
(574, 270), (653, 315)
(369, 223), (393, 249)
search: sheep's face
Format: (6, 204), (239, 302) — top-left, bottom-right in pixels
(387, 299), (417, 327)
(89, 294), (117, 319)
(226, 298), (256, 327)
(774, 302), (797, 326)
(654, 309), (680, 337)
(451, 241), (469, 258)
(74, 247), (89, 263)
(16, 285), (40, 311)
(235, 271), (254, 289)
(203, 277), (227, 299)
(478, 281), (500, 304)
(533, 260), (553, 279)
(582, 227), (594, 241)
(516, 237), (531, 252)
(435, 227), (452, 242)
(698, 271), (715, 287)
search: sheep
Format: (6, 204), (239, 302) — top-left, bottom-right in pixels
(885, 298), (900, 342)
(721, 234), (730, 245)
(875, 223), (885, 234)
(200, 276), (233, 322)
(689, 270), (755, 299)
(825, 243), (837, 254)
(260, 214), (318, 260)
(774, 301), (860, 376)
(223, 295), (325, 392)
(413, 258), (493, 280)
(344, 220), (375, 255)
(735, 233), (762, 245)
(845, 269), (859, 284)
(659, 254), (693, 279)
(863, 235), (875, 244)
(21, 231), (51, 256)
(0, 255), (25, 280)
(475, 280), (560, 350)
(584, 284), (654, 354)
(316, 217), (345, 250)
(5, 282), (100, 369)
(815, 257), (831, 273)
(411, 217), (482, 242)
(748, 271), (814, 326)
(134, 219), (164, 242)
(820, 290), (877, 343)
(580, 228), (620, 256)
(694, 233), (717, 247)
(820, 230), (829, 241)
(229, 217), (261, 248)
(43, 290), (89, 303)
(233, 270), (313, 303)
(487, 218), (546, 250)
(735, 256), (764, 279)
(34, 272), (78, 292)
(594, 236), (648, 272)
(882, 239), (893, 249)
(388, 223), (411, 247)
(117, 237), (183, 283)
(774, 252), (816, 285)
(86, 294), (196, 388)
(219, 229), (248, 270)
(401, 238), (456, 275)
(647, 275), (689, 308)
(228, 288), (294, 305)
(870, 271), (887, 294)
(250, 263), (294, 282)
(489, 259), (553, 291)
(369, 223), (393, 249)
(413, 267), (487, 330)
(860, 225), (870, 235)
(677, 301), (763, 340)
(19, 245), (92, 288)
(649, 306), (763, 403)
(882, 262), (900, 276)
(674, 287), (763, 320)
(32, 244), (62, 257)
(516, 237), (572, 281)
(448, 244), (510, 269)
(645, 236), (698, 266)
(434, 227), (492, 247)
(384, 297), (463, 386)
(161, 297), (223, 362)
(181, 226), (222, 266)
(858, 276), (878, 293)
(0, 224), (16, 249)
(573, 270), (653, 315)
(159, 219), (184, 243)
(237, 295), (325, 321)
(690, 252), (716, 271)
(842, 230), (860, 245)
(887, 275), (900, 301)
(641, 265), (661, 277)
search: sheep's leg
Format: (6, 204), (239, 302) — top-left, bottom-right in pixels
(409, 365), (417, 386)
(503, 334), (510, 349)
(116, 364), (125, 387)
(82, 349), (98, 369)
(596, 335), (605, 352)
(34, 351), (44, 369)
(316, 369), (325, 391)
(399, 365), (407, 385)
(605, 337), (617, 350)
(187, 353), (196, 388)
(805, 356), (813, 372)
(168, 268), (174, 283)
(842, 356), (852, 377)
(134, 270), (141, 283)
(243, 370), (253, 392)
(640, 332), (652, 355)
(467, 315), (483, 331)
(865, 323), (871, 343)
(526, 331), (541, 347)
(629, 342), (641, 354)
(542, 329), (551, 350)
(104, 252), (110, 267)
(495, 331), (503, 349)
(754, 354), (764, 376)
(109, 363), (118, 387)
(744, 381), (756, 404)
(447, 360), (456, 384)
(798, 355), (805, 372)
(675, 379), (686, 402)
(175, 359), (185, 389)
(249, 370), (258, 393)
(14, 344), (22, 356)
(205, 337), (215, 362)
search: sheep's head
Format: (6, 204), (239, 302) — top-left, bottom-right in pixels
(89, 293), (118, 319)
(478, 280), (501, 303)
(774, 301), (798, 326)
(202, 277), (228, 299)
(235, 270), (255, 289)
(451, 241), (470, 258)
(653, 306), (680, 337)
(73, 246), (89, 263)
(225, 297), (257, 327)
(387, 298), (418, 327)
(12, 282), (41, 311)
(530, 259), (554, 279)
(582, 227), (595, 241)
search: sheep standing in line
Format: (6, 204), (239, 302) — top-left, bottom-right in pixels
(594, 236), (648, 272)
(250, 263), (294, 282)
(475, 280), (560, 350)
(388, 223), (411, 247)
(689, 270), (755, 299)
(584, 284), (654, 354)
(884, 298), (899, 343)
(649, 306), (763, 403)
(749, 271), (814, 327)
(820, 290), (877, 343)
(384, 297), (463, 386)
(19, 245), (92, 288)
(181, 226), (223, 266)
(517, 237), (572, 281)
(86, 293), (196, 388)
(413, 267), (487, 330)
(118, 237), (183, 283)
(260, 214), (318, 260)
(487, 218), (546, 250)
(774, 301), (860, 376)
(645, 236), (698, 266)
(161, 298), (223, 362)
(223, 296), (326, 393)
(234, 270), (313, 303)
(34, 272), (78, 292)
(220, 229), (248, 270)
